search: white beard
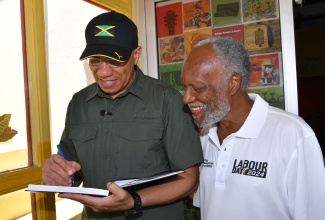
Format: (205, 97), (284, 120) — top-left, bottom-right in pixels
(199, 88), (230, 127)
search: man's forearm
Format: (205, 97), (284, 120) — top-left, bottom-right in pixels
(137, 165), (199, 207)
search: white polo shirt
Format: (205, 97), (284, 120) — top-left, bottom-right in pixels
(194, 94), (325, 220)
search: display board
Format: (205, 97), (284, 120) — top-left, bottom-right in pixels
(155, 0), (284, 109)
(139, 0), (298, 114)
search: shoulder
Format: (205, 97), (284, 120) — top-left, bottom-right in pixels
(70, 83), (97, 102)
(267, 106), (315, 136)
(141, 74), (182, 98)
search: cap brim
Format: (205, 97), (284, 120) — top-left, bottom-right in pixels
(80, 44), (133, 61)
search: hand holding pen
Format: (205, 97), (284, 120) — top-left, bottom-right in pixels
(57, 144), (75, 185)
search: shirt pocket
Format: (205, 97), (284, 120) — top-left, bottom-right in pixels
(117, 125), (168, 176)
(69, 126), (97, 172)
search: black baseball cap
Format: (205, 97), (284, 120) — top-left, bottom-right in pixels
(80, 11), (138, 62)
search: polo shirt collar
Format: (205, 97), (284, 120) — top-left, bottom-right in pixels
(204, 93), (269, 139)
(233, 93), (268, 138)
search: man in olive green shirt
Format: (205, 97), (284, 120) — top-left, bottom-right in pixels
(42, 11), (203, 219)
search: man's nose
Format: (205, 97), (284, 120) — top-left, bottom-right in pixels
(183, 88), (195, 104)
(97, 62), (114, 76)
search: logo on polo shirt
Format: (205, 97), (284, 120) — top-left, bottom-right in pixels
(202, 159), (214, 168)
(232, 159), (268, 178)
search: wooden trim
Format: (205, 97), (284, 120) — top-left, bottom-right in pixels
(87, 0), (133, 17)
(0, 167), (41, 195)
(20, 0), (33, 166)
(24, 0), (51, 167)
(23, 0), (55, 219)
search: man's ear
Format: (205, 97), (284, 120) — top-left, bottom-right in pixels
(133, 46), (142, 64)
(229, 73), (241, 95)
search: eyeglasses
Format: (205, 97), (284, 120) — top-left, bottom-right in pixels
(88, 57), (127, 68)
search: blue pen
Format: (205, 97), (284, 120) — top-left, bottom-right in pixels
(57, 144), (75, 183)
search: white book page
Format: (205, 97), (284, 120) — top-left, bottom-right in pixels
(26, 170), (183, 197)
(27, 184), (109, 196)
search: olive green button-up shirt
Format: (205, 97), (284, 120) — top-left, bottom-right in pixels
(60, 67), (203, 219)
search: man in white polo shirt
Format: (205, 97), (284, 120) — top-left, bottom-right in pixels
(181, 36), (325, 220)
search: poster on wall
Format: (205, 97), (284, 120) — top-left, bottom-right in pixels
(184, 28), (212, 57)
(212, 24), (244, 43)
(183, 0), (211, 31)
(211, 0), (242, 28)
(159, 63), (184, 91)
(155, 0), (284, 110)
(248, 52), (284, 109)
(242, 0), (278, 23)
(249, 53), (282, 87)
(156, 1), (183, 38)
(159, 35), (185, 65)
(244, 19), (281, 55)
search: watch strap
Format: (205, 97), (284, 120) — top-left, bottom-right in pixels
(124, 191), (142, 216)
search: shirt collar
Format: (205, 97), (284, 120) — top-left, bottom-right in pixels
(126, 66), (145, 101)
(234, 93), (269, 138)
(85, 83), (99, 102)
(204, 93), (269, 139)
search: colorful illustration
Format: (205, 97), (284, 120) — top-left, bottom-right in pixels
(211, 0), (242, 28)
(159, 63), (184, 91)
(212, 25), (244, 43)
(242, 0), (278, 23)
(155, 0), (285, 112)
(249, 52), (282, 88)
(184, 28), (212, 57)
(156, 2), (183, 38)
(183, 0), (211, 31)
(159, 35), (185, 65)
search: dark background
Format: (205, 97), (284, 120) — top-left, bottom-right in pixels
(293, 0), (325, 154)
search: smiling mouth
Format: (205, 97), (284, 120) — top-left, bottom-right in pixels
(191, 106), (203, 111)
(98, 78), (117, 87)
(188, 104), (205, 116)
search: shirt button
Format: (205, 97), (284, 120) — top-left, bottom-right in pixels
(106, 129), (109, 132)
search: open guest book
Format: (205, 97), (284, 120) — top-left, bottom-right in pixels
(27, 170), (184, 197)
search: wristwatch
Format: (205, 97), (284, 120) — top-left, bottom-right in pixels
(124, 191), (143, 216)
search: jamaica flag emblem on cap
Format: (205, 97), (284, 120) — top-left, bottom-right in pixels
(95, 25), (115, 37)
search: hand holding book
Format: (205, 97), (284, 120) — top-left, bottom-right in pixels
(27, 171), (184, 197)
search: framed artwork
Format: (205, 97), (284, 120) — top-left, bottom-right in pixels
(139, 0), (298, 114)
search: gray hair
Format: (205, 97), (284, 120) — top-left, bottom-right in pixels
(195, 37), (251, 91)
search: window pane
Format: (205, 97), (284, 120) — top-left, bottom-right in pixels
(0, 0), (29, 172)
